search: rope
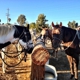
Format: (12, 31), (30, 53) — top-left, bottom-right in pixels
(1, 42), (24, 58)
(1, 49), (23, 58)
(0, 54), (25, 67)
(60, 30), (77, 51)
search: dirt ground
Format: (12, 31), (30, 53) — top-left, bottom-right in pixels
(0, 43), (80, 80)
(49, 50), (80, 80)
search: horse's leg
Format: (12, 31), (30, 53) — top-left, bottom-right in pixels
(66, 55), (74, 79)
(73, 54), (79, 80)
(55, 49), (58, 60)
(51, 41), (55, 57)
(51, 41), (58, 59)
(1, 48), (5, 73)
(17, 43), (21, 60)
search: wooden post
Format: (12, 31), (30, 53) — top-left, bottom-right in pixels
(31, 62), (45, 80)
(31, 47), (50, 80)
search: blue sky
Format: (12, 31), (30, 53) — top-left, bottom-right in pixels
(0, 0), (80, 26)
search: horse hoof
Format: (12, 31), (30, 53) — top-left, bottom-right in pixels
(70, 74), (74, 79)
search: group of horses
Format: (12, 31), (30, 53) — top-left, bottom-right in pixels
(40, 22), (80, 80)
(0, 23), (80, 80)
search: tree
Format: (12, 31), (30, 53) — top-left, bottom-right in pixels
(24, 21), (29, 27)
(45, 24), (49, 28)
(2, 23), (4, 25)
(17, 14), (26, 26)
(0, 19), (1, 25)
(8, 18), (11, 22)
(30, 22), (36, 29)
(36, 14), (48, 32)
(68, 21), (78, 29)
(75, 23), (78, 28)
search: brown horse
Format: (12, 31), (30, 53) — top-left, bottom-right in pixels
(40, 27), (59, 59)
(40, 28), (52, 41)
(51, 22), (80, 80)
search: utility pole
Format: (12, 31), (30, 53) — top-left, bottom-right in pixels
(6, 8), (10, 23)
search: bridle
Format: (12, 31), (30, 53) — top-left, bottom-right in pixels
(17, 27), (32, 49)
(17, 28), (33, 61)
(52, 28), (62, 46)
(52, 28), (78, 51)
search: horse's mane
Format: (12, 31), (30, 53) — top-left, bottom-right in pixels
(0, 25), (14, 36)
(62, 26), (76, 36)
(61, 26), (79, 44)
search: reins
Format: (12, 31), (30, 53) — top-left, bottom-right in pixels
(60, 30), (78, 51)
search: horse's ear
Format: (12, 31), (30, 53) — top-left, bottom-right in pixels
(27, 24), (29, 29)
(52, 22), (54, 27)
(60, 22), (62, 27)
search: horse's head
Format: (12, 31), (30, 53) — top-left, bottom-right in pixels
(14, 24), (34, 54)
(51, 22), (62, 49)
(40, 28), (52, 42)
(41, 28), (48, 37)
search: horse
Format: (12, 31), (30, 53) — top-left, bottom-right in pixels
(40, 27), (59, 59)
(40, 27), (52, 41)
(0, 24), (34, 73)
(0, 24), (33, 52)
(51, 22), (80, 80)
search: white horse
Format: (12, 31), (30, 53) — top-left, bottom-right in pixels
(0, 24), (34, 73)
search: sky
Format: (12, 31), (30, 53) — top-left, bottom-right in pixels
(0, 0), (80, 26)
